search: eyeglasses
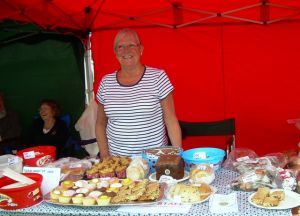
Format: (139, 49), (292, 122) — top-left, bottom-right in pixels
(116, 43), (140, 52)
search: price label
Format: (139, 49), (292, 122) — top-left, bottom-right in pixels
(23, 151), (35, 159)
(193, 152), (206, 159)
(236, 156), (249, 162)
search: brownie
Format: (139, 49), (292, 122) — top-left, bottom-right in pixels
(155, 155), (184, 180)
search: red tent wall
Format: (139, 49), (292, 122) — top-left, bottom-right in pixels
(1, 0), (300, 155)
(92, 22), (300, 155)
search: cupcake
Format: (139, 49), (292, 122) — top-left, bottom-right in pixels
(122, 178), (133, 186)
(99, 168), (115, 178)
(72, 193), (84, 205)
(90, 178), (100, 184)
(85, 183), (96, 191)
(76, 188), (89, 195)
(97, 195), (111, 205)
(110, 182), (122, 190)
(62, 190), (76, 197)
(74, 180), (89, 188)
(115, 166), (127, 178)
(86, 169), (100, 179)
(97, 180), (109, 189)
(61, 180), (74, 189)
(58, 194), (72, 204)
(89, 191), (103, 199)
(50, 189), (61, 200)
(82, 196), (96, 205)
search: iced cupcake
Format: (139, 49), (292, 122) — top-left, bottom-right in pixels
(50, 189), (61, 200)
(97, 195), (111, 205)
(61, 180), (74, 189)
(71, 193), (84, 204)
(82, 196), (96, 205)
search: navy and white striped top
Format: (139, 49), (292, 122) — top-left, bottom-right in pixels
(96, 66), (174, 156)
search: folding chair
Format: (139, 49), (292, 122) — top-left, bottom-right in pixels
(179, 118), (236, 157)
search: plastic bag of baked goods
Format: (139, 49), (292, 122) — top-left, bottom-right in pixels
(126, 157), (149, 180)
(230, 168), (278, 191)
(189, 164), (215, 185)
(222, 148), (258, 172)
(46, 157), (92, 181)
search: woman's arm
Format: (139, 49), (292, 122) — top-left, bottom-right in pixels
(95, 103), (110, 159)
(161, 93), (182, 147)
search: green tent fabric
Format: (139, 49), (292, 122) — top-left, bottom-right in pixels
(0, 21), (86, 153)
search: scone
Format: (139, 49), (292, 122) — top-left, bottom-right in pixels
(262, 197), (279, 207)
(270, 191), (285, 201)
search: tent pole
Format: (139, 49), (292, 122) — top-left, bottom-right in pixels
(83, 32), (94, 105)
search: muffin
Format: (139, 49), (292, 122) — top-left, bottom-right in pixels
(71, 193), (84, 204)
(99, 168), (115, 178)
(82, 196), (96, 205)
(58, 195), (72, 204)
(50, 189), (61, 200)
(115, 166), (127, 178)
(97, 195), (111, 205)
(61, 180), (74, 189)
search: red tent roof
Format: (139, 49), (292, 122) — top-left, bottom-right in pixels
(1, 0), (300, 37)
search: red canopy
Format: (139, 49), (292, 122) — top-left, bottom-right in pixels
(1, 0), (300, 155)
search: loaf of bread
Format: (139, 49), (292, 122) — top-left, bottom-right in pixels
(155, 155), (184, 180)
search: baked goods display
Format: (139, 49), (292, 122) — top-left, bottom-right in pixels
(86, 156), (131, 179)
(47, 178), (161, 205)
(167, 183), (213, 203)
(155, 155), (184, 180)
(189, 164), (215, 185)
(250, 187), (285, 207)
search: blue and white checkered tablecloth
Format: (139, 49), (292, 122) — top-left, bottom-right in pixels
(0, 169), (292, 216)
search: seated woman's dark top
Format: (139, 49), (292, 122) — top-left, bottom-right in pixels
(31, 117), (69, 158)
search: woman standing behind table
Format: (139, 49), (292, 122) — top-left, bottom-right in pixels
(95, 28), (182, 159)
(31, 99), (69, 158)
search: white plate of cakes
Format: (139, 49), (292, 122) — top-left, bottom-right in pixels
(166, 183), (216, 204)
(248, 187), (300, 209)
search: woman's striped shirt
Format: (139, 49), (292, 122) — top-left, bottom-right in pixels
(96, 66), (174, 156)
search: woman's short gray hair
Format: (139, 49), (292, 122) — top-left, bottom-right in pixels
(113, 28), (141, 50)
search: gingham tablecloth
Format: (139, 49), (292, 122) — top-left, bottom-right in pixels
(0, 169), (292, 216)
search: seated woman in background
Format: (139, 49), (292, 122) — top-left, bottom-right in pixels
(31, 99), (69, 158)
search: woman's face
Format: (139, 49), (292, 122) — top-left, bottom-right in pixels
(114, 32), (144, 70)
(39, 104), (55, 121)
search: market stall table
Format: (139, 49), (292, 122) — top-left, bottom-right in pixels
(0, 169), (292, 216)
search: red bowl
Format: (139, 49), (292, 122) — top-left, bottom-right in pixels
(16, 146), (56, 167)
(0, 173), (43, 210)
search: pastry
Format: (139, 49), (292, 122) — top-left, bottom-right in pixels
(97, 195), (111, 205)
(262, 196), (279, 207)
(71, 193), (84, 204)
(270, 191), (285, 201)
(88, 191), (103, 199)
(256, 187), (270, 197)
(50, 189), (61, 200)
(82, 196), (96, 205)
(58, 195), (72, 204)
(61, 180), (74, 189)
